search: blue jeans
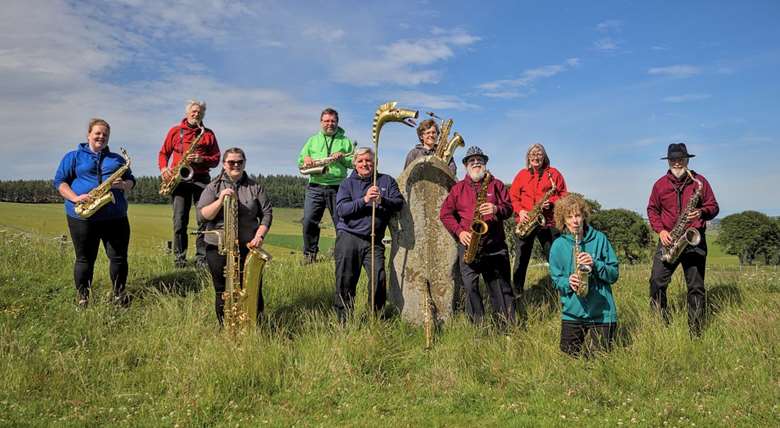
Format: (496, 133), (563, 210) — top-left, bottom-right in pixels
(302, 184), (339, 256)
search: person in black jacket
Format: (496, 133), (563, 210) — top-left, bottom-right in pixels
(333, 147), (404, 321)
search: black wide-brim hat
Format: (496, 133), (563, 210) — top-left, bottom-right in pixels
(661, 143), (696, 160)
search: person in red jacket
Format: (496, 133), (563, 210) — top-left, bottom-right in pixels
(158, 100), (221, 268)
(439, 146), (515, 324)
(509, 143), (568, 298)
(647, 143), (719, 336)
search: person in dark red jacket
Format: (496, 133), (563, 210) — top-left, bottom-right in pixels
(158, 100), (221, 268)
(440, 146), (515, 324)
(647, 143), (719, 336)
(509, 143), (568, 298)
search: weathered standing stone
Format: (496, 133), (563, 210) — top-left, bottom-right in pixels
(388, 156), (460, 325)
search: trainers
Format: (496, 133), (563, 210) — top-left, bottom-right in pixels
(302, 253), (317, 265)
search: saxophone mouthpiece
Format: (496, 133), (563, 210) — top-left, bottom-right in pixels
(426, 111), (442, 120)
(403, 118), (417, 127)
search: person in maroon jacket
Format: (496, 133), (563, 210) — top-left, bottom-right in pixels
(509, 143), (568, 298)
(158, 100), (221, 268)
(647, 143), (719, 336)
(439, 146), (515, 324)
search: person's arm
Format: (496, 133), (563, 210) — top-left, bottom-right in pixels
(335, 181), (366, 220)
(297, 136), (315, 168)
(548, 168), (568, 204)
(249, 185), (274, 248)
(493, 180), (513, 221)
(158, 127), (176, 175)
(697, 176), (719, 221)
(439, 189), (464, 238)
(593, 235), (619, 285)
(198, 184), (229, 221)
(377, 176), (404, 213)
(548, 240), (574, 295)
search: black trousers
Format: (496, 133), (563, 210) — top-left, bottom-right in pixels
(302, 184), (340, 257)
(649, 234), (708, 335)
(205, 244), (264, 326)
(333, 230), (386, 319)
(458, 246), (516, 324)
(66, 216), (130, 299)
(171, 176), (208, 264)
(512, 226), (558, 294)
(560, 321), (617, 356)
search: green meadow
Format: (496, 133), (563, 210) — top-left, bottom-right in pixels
(0, 202), (778, 426)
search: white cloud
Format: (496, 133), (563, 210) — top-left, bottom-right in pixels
(648, 65), (701, 78)
(333, 28), (480, 86)
(477, 58), (580, 98)
(594, 38), (619, 51)
(663, 94), (712, 103)
(596, 20), (623, 33)
(390, 91), (479, 111)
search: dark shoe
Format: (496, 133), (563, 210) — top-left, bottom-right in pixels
(302, 253), (317, 265)
(113, 293), (131, 308)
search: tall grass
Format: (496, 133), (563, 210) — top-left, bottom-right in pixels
(1, 208), (778, 425)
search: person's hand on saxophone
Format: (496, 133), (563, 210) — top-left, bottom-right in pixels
(568, 251), (593, 293)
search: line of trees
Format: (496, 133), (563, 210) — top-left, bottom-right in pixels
(0, 174), (309, 208)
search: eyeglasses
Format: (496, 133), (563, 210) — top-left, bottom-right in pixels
(467, 158), (484, 166)
(226, 160), (244, 167)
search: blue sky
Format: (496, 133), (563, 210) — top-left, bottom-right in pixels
(1, 0), (778, 215)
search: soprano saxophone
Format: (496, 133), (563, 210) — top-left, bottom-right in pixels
(299, 142), (357, 176)
(159, 124), (205, 196)
(515, 171), (556, 238)
(74, 148), (131, 219)
(660, 169), (703, 264)
(573, 224), (592, 298)
(463, 171), (492, 264)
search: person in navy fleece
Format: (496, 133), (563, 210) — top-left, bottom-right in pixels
(333, 147), (404, 321)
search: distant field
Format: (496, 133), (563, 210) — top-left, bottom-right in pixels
(0, 202), (335, 260)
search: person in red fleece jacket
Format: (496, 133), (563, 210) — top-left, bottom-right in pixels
(158, 100), (221, 268)
(647, 143), (719, 336)
(509, 143), (568, 299)
(439, 146), (515, 325)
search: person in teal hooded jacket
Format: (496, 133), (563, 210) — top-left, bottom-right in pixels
(549, 193), (619, 356)
(297, 108), (354, 264)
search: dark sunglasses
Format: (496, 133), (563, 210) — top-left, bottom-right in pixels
(226, 160), (244, 166)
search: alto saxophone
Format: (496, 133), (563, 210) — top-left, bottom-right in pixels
(74, 148), (131, 219)
(573, 224), (592, 298)
(661, 169), (703, 264)
(159, 124), (205, 196)
(463, 171), (492, 264)
(515, 171), (556, 238)
(212, 188), (272, 333)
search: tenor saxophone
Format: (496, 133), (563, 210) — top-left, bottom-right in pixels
(159, 124), (205, 196)
(463, 171), (492, 264)
(660, 169), (703, 264)
(74, 148), (131, 219)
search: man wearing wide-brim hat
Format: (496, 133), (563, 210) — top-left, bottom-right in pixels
(647, 143), (719, 336)
(439, 146), (516, 324)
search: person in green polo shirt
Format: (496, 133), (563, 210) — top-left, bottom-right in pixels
(297, 108), (354, 264)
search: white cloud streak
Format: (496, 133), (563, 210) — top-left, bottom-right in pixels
(648, 65), (701, 78)
(477, 58), (580, 98)
(333, 28), (481, 86)
(663, 94), (712, 103)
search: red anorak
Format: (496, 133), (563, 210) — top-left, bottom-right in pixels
(509, 167), (567, 227)
(158, 119), (221, 175)
(439, 174), (513, 254)
(647, 170), (719, 233)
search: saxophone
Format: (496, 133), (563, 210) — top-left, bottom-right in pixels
(299, 142), (357, 176)
(661, 169), (703, 264)
(74, 148), (131, 219)
(218, 189), (272, 333)
(428, 113), (465, 166)
(159, 124), (205, 196)
(515, 171), (556, 238)
(463, 171), (492, 264)
(573, 224), (592, 298)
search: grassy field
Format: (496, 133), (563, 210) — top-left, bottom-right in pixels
(0, 202), (778, 426)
